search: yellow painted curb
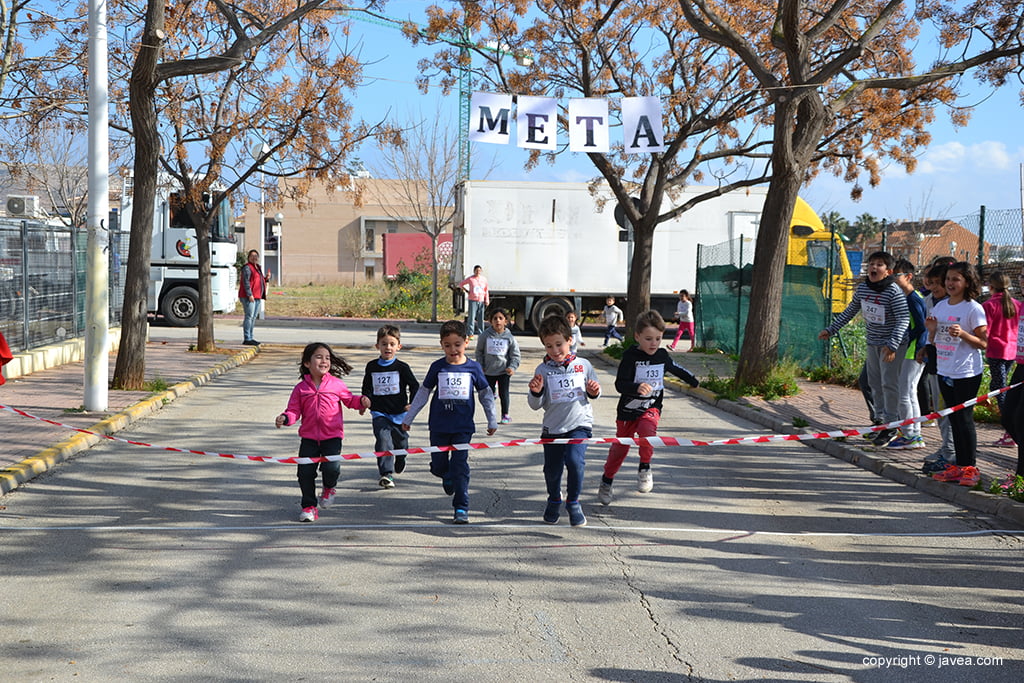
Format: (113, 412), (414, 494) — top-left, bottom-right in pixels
(0, 346), (259, 495)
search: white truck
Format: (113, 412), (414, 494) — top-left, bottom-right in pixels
(118, 175), (238, 326)
(450, 180), (852, 330)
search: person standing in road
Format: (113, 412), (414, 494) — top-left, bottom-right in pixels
(459, 264), (489, 338)
(239, 249), (270, 346)
(475, 308), (521, 424)
(275, 343), (370, 523)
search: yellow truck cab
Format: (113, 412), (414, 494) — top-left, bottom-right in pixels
(788, 197), (855, 313)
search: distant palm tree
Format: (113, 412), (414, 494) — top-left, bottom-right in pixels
(847, 213), (882, 253)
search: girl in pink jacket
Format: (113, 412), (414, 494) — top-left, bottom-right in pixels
(276, 342), (369, 522)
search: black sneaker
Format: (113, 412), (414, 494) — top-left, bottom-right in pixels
(872, 428), (898, 446)
(566, 501), (587, 527)
(922, 457), (953, 475)
(442, 477), (454, 495)
(543, 500), (561, 524)
(395, 455), (407, 474)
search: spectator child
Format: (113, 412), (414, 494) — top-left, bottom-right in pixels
(567, 310), (585, 355)
(599, 310), (699, 504)
(602, 296), (625, 347)
(819, 251), (909, 446)
(920, 263), (956, 473)
(403, 319), (498, 524)
(925, 262), (988, 487)
(362, 325), (420, 489)
(475, 307), (521, 424)
(886, 260), (928, 450)
(982, 271), (1020, 447)
(668, 290), (696, 351)
(997, 274), (1024, 477)
(276, 343), (370, 522)
(527, 315), (602, 526)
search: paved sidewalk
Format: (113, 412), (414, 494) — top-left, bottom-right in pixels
(2, 322), (1022, 526)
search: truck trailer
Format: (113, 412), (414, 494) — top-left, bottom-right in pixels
(449, 180), (852, 330)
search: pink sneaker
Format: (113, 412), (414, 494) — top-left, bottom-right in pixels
(298, 506), (319, 522)
(994, 433), (1016, 447)
(319, 487), (337, 508)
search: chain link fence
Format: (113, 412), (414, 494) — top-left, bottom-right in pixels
(695, 236), (831, 367)
(955, 207), (1024, 283)
(0, 219), (128, 353)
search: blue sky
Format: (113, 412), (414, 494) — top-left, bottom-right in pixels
(351, 2), (1023, 226)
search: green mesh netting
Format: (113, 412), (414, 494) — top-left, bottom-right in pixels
(696, 237), (830, 367)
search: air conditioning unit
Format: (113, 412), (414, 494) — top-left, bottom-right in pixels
(6, 195), (40, 217)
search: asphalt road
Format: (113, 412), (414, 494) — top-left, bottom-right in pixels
(1, 336), (1022, 681)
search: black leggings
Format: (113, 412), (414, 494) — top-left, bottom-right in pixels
(1000, 365), (1024, 476)
(937, 374), (982, 467)
(486, 373), (511, 417)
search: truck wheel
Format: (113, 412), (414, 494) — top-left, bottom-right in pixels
(161, 286), (199, 327)
(529, 296), (573, 332)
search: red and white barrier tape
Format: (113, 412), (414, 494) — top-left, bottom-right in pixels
(1, 382), (1018, 465)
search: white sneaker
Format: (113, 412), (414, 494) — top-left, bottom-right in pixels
(298, 506), (319, 523)
(597, 481), (613, 505)
(637, 469), (654, 493)
(319, 487), (337, 508)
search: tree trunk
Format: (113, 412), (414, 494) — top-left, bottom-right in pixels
(736, 93), (830, 385)
(111, 0), (165, 390)
(195, 215), (214, 351)
(430, 232), (439, 322)
(623, 218), (655, 340)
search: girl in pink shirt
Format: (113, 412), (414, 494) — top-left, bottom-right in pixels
(982, 272), (1020, 447)
(276, 343), (369, 522)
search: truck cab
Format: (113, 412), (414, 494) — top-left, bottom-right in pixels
(120, 176), (238, 326)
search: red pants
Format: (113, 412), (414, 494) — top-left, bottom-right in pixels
(603, 408), (661, 479)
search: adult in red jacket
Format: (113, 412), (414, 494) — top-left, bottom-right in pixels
(238, 249), (270, 345)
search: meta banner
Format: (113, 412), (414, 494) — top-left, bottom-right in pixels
(469, 92), (665, 154)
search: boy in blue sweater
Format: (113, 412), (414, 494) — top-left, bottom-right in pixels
(403, 320), (498, 524)
(819, 251), (909, 445)
(362, 325), (420, 488)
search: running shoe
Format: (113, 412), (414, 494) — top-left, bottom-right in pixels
(566, 501), (587, 527)
(957, 466), (981, 487)
(871, 428), (898, 446)
(453, 509), (469, 524)
(888, 435), (925, 450)
(395, 455), (407, 474)
(922, 457), (953, 475)
(318, 487), (337, 508)
(442, 477), (454, 495)
(378, 474), (395, 489)
(298, 506), (319, 523)
(543, 500), (561, 524)
(500, 415), (512, 424)
(932, 465), (963, 482)
(597, 481), (613, 505)
(637, 468), (654, 493)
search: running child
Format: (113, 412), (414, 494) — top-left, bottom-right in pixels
(275, 342), (370, 522)
(403, 320), (498, 524)
(475, 307), (521, 424)
(925, 262), (988, 487)
(668, 290), (695, 351)
(527, 315), (602, 526)
(362, 325), (420, 489)
(567, 310), (585, 355)
(601, 296), (625, 346)
(599, 310), (699, 504)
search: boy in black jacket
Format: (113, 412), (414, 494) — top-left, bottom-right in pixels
(362, 325), (420, 488)
(598, 310), (699, 505)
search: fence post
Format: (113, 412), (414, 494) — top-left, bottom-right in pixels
(19, 220), (29, 346)
(695, 243), (702, 348)
(977, 205), (986, 270)
(736, 236), (743, 354)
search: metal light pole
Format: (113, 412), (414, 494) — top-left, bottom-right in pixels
(85, 0), (110, 411)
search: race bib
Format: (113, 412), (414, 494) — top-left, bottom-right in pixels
(934, 317), (962, 365)
(371, 371), (400, 396)
(1017, 316), (1024, 360)
(437, 371), (471, 401)
(549, 370), (585, 404)
(861, 299), (885, 325)
(634, 363), (664, 392)
(486, 337), (509, 357)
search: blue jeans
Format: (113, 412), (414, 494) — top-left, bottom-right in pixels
(542, 426), (591, 503)
(430, 431), (473, 511)
(373, 415), (408, 476)
(296, 437), (342, 509)
(241, 297), (259, 342)
(603, 325), (624, 345)
(467, 300), (485, 335)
